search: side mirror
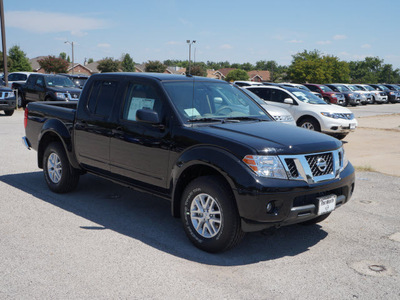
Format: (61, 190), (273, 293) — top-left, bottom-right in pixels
(136, 109), (160, 124)
(283, 98), (294, 104)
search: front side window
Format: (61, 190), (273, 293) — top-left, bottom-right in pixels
(320, 85), (333, 92)
(123, 82), (162, 122)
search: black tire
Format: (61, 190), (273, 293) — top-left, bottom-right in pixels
(43, 142), (80, 193)
(301, 213), (331, 225)
(18, 92), (26, 108)
(334, 133), (348, 140)
(181, 176), (245, 253)
(4, 109), (14, 116)
(298, 118), (321, 132)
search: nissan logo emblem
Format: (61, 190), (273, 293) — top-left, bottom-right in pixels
(316, 157), (327, 172)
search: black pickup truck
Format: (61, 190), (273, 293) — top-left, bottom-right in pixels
(19, 73), (81, 108)
(23, 73), (355, 252)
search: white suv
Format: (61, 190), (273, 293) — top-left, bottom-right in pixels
(244, 85), (357, 140)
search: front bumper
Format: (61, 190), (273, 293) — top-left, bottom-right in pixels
(0, 98), (16, 110)
(320, 117), (357, 134)
(235, 163), (355, 232)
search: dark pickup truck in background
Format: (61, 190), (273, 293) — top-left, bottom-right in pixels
(23, 73), (355, 252)
(19, 73), (81, 108)
(0, 86), (16, 116)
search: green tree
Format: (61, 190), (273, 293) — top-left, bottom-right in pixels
(38, 56), (69, 73)
(9, 45), (32, 72)
(59, 52), (67, 60)
(67, 56), (71, 63)
(87, 58), (94, 64)
(349, 57), (383, 83)
(225, 69), (249, 82)
(97, 57), (120, 72)
(121, 53), (135, 72)
(0, 51), (12, 72)
(189, 64), (207, 77)
(145, 60), (167, 73)
(240, 62), (254, 71)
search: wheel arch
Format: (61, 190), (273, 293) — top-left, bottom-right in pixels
(296, 114), (320, 128)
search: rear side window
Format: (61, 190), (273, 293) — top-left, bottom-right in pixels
(248, 88), (271, 100)
(87, 80), (118, 117)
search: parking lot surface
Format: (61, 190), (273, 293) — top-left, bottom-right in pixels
(0, 109), (399, 299)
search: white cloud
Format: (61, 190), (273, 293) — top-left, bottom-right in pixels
(288, 39), (303, 43)
(361, 44), (371, 49)
(316, 40), (332, 45)
(219, 44), (233, 50)
(97, 43), (111, 48)
(5, 11), (107, 36)
(333, 34), (347, 40)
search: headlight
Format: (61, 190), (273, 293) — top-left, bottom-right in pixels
(348, 93), (354, 98)
(55, 92), (68, 99)
(4, 92), (14, 99)
(243, 155), (288, 179)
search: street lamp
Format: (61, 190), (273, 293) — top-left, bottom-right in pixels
(186, 40), (196, 75)
(64, 41), (74, 74)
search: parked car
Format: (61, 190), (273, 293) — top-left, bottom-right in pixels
(233, 81), (264, 87)
(2, 72), (35, 89)
(59, 73), (89, 89)
(19, 74), (81, 108)
(279, 83), (324, 99)
(381, 84), (400, 103)
(342, 84), (372, 105)
(244, 85), (357, 140)
(324, 84), (361, 106)
(303, 83), (346, 105)
(23, 73), (355, 253)
(0, 86), (16, 116)
(369, 84), (399, 103)
(239, 87), (296, 126)
(354, 84), (388, 104)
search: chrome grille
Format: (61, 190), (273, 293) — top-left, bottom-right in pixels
(305, 153), (333, 177)
(285, 158), (299, 178)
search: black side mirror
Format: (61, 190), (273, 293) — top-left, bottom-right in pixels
(136, 109), (160, 124)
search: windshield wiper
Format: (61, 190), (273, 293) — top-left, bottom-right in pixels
(188, 117), (226, 123)
(225, 116), (266, 122)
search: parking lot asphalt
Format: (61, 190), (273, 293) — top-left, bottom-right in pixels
(0, 109), (399, 299)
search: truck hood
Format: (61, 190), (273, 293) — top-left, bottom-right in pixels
(194, 120), (342, 155)
(47, 86), (82, 93)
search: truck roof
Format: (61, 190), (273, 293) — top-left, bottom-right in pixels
(90, 72), (222, 83)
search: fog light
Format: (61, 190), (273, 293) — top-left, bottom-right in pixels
(266, 202), (274, 212)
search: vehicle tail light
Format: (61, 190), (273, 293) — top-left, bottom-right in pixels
(24, 108), (28, 128)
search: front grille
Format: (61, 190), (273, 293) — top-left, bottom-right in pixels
(306, 153), (333, 177)
(285, 158), (299, 178)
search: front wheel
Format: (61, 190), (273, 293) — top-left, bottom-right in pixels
(18, 92), (26, 108)
(4, 109), (14, 116)
(181, 176), (245, 253)
(43, 142), (80, 193)
(298, 118), (321, 132)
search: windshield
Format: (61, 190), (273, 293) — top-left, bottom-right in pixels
(363, 85), (375, 91)
(45, 76), (76, 88)
(334, 85), (350, 92)
(348, 85), (358, 91)
(292, 90), (328, 105)
(378, 85), (390, 91)
(163, 81), (271, 123)
(356, 85), (366, 91)
(320, 85), (333, 92)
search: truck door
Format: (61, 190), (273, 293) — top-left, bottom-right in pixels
(109, 81), (170, 189)
(24, 74), (38, 101)
(74, 79), (120, 173)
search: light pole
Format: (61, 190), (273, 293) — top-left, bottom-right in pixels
(186, 40), (196, 75)
(65, 41), (74, 74)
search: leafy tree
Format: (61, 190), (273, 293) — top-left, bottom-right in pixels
(145, 60), (167, 73)
(121, 53), (135, 72)
(59, 52), (67, 60)
(67, 56), (71, 63)
(87, 58), (94, 64)
(287, 49), (350, 83)
(38, 56), (69, 73)
(0, 51), (12, 72)
(225, 69), (249, 82)
(189, 64), (207, 77)
(8, 46), (32, 72)
(97, 57), (120, 72)
(240, 62), (254, 71)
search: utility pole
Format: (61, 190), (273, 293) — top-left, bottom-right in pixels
(186, 40), (196, 75)
(0, 0), (8, 86)
(65, 41), (74, 74)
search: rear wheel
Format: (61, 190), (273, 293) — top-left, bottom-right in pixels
(43, 142), (80, 193)
(181, 176), (245, 253)
(298, 118), (321, 132)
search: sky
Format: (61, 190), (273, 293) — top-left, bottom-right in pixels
(4, 0), (400, 69)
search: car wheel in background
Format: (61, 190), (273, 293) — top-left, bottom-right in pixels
(298, 118), (321, 132)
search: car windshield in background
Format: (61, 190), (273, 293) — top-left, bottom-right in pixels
(348, 85), (358, 91)
(163, 81), (271, 123)
(45, 76), (75, 88)
(378, 85), (390, 91)
(363, 85), (375, 91)
(334, 85), (350, 92)
(73, 78), (87, 87)
(320, 85), (334, 92)
(293, 90), (327, 105)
